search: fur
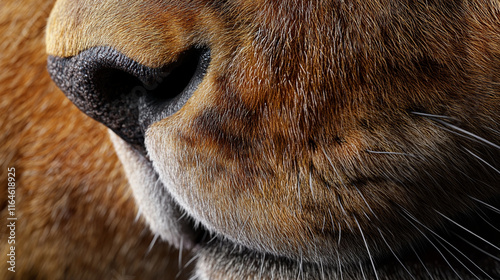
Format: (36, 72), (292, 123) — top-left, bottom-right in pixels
(0, 1), (188, 279)
(6, 0), (500, 279)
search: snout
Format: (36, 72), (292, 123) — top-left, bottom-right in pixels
(47, 46), (210, 151)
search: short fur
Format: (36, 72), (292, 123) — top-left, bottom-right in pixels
(19, 0), (500, 278)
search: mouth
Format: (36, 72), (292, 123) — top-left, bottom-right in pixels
(48, 39), (500, 278)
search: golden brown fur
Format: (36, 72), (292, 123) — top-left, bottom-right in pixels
(0, 1), (187, 279)
(3, 0), (500, 279)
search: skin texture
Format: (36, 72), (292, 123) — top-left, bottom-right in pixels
(31, 0), (500, 278)
(0, 1), (189, 279)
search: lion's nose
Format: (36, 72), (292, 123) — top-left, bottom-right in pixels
(47, 46), (210, 151)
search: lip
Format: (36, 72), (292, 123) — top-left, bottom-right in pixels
(143, 150), (215, 251)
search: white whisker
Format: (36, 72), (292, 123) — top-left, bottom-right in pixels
(322, 147), (349, 192)
(432, 238), (483, 280)
(147, 233), (160, 255)
(454, 234), (500, 262)
(178, 237), (184, 270)
(469, 196), (500, 214)
(183, 254), (200, 270)
(134, 207), (142, 223)
(403, 210), (493, 278)
(327, 208), (335, 231)
(258, 253), (266, 279)
(485, 126), (500, 137)
(322, 216), (326, 234)
(359, 261), (367, 280)
(477, 212), (500, 233)
(413, 112), (500, 150)
(309, 172), (315, 199)
(433, 119), (500, 150)
(378, 229), (415, 279)
(298, 252), (304, 280)
(177, 211), (189, 222)
(464, 148), (500, 174)
(337, 250), (344, 280)
(319, 259), (325, 280)
(178, 254), (199, 279)
(409, 244), (435, 280)
(338, 197), (347, 216)
(435, 210), (500, 252)
(365, 150), (417, 158)
(354, 216), (379, 280)
(401, 210), (462, 279)
(338, 222), (342, 246)
(354, 185), (377, 219)
(297, 173), (303, 212)
(410, 111), (456, 120)
(206, 235), (218, 245)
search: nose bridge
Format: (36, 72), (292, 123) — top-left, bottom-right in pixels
(46, 0), (190, 67)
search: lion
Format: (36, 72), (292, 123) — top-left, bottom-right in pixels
(4, 0), (500, 279)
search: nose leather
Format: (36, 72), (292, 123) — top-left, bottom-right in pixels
(47, 46), (209, 152)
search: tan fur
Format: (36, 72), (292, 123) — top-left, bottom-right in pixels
(0, 1), (188, 279)
(9, 0), (500, 279)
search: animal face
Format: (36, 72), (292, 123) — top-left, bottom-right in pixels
(47, 0), (500, 278)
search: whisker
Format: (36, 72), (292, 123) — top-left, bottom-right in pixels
(319, 259), (326, 280)
(322, 147), (349, 192)
(147, 233), (160, 255)
(338, 197), (347, 216)
(258, 253), (266, 279)
(338, 222), (342, 246)
(469, 196), (500, 214)
(409, 244), (435, 280)
(134, 207), (142, 223)
(412, 112), (500, 150)
(298, 252), (304, 280)
(410, 111), (456, 120)
(177, 211), (190, 222)
(359, 261), (367, 280)
(365, 149), (417, 158)
(177, 254), (199, 279)
(309, 172), (315, 199)
(297, 172), (303, 212)
(432, 238), (483, 280)
(337, 249), (344, 280)
(476, 212), (500, 233)
(179, 237), (184, 271)
(485, 126), (500, 137)
(354, 185), (377, 219)
(400, 209), (462, 279)
(454, 234), (500, 263)
(435, 210), (500, 252)
(354, 216), (379, 280)
(378, 229), (415, 279)
(404, 210), (493, 278)
(433, 119), (499, 150)
(464, 148), (500, 174)
(327, 208), (336, 232)
(322, 216), (326, 234)
(183, 254), (199, 270)
(206, 234), (218, 245)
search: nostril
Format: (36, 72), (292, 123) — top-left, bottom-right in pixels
(47, 46), (210, 153)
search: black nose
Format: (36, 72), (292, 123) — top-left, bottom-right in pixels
(47, 46), (210, 152)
